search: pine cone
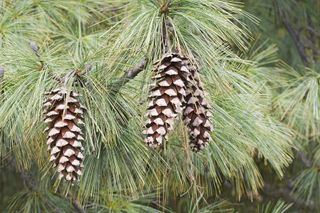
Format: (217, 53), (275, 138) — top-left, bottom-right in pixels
(183, 65), (213, 152)
(43, 88), (85, 181)
(144, 53), (191, 148)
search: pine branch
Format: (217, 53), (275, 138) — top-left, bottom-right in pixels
(297, 151), (312, 168)
(0, 66), (4, 79)
(124, 58), (148, 82)
(28, 41), (65, 83)
(109, 58), (148, 94)
(72, 199), (87, 213)
(5, 155), (38, 191)
(263, 183), (316, 210)
(307, 14), (319, 64)
(281, 12), (309, 66)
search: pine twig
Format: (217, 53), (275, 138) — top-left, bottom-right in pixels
(0, 66), (4, 79)
(307, 14), (319, 64)
(297, 151), (312, 168)
(281, 13), (309, 66)
(109, 57), (148, 95)
(5, 155), (38, 191)
(123, 58), (148, 81)
(29, 41), (65, 83)
(263, 183), (316, 210)
(72, 199), (87, 213)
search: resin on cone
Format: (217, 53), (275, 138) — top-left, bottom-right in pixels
(43, 87), (85, 181)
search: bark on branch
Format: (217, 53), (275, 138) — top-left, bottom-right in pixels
(109, 58), (148, 95)
(297, 151), (312, 168)
(307, 14), (319, 63)
(281, 13), (309, 66)
(5, 155), (38, 191)
(123, 58), (148, 82)
(263, 183), (315, 210)
(72, 199), (87, 213)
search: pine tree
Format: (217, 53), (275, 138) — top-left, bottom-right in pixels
(243, 0), (320, 209)
(0, 0), (318, 212)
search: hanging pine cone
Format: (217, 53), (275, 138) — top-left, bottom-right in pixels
(143, 53), (191, 148)
(43, 87), (85, 181)
(183, 65), (213, 152)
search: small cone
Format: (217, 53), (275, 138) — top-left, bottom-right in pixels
(183, 65), (213, 152)
(43, 87), (85, 181)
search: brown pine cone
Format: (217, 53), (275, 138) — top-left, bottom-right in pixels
(144, 53), (191, 148)
(43, 87), (85, 181)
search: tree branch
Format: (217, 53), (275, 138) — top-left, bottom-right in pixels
(263, 183), (315, 210)
(4, 155), (38, 191)
(123, 58), (148, 82)
(29, 41), (148, 85)
(281, 13), (309, 66)
(307, 14), (318, 63)
(72, 199), (87, 213)
(109, 57), (148, 95)
(0, 66), (4, 79)
(297, 151), (312, 168)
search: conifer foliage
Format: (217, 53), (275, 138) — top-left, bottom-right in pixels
(0, 0), (304, 212)
(43, 87), (85, 181)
